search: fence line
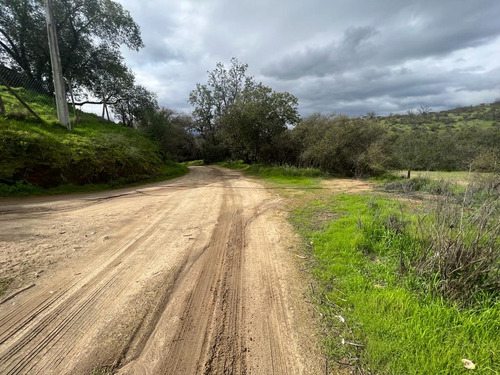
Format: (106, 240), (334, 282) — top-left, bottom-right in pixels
(0, 65), (57, 121)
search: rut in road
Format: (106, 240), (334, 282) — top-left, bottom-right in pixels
(0, 167), (321, 374)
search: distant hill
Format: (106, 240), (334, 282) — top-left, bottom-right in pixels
(375, 101), (500, 132)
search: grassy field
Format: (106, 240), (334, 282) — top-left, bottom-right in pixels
(213, 161), (326, 186)
(237, 165), (500, 374)
(394, 170), (493, 185)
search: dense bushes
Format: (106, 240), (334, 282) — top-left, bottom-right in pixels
(285, 114), (388, 177)
(138, 108), (196, 162)
(278, 107), (500, 177)
(387, 126), (500, 172)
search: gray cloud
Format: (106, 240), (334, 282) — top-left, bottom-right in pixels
(115, 0), (500, 116)
(262, 26), (378, 79)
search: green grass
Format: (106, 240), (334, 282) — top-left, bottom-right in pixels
(1, 87), (188, 196)
(243, 164), (325, 186)
(1, 86), (58, 122)
(0, 160), (188, 197)
(289, 193), (500, 374)
(394, 170), (492, 185)
(183, 159), (205, 166)
(213, 160), (248, 169)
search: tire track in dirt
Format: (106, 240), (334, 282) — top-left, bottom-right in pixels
(0, 167), (322, 374)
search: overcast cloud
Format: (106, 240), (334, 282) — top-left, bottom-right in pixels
(117, 0), (500, 116)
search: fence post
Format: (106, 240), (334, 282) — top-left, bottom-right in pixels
(44, 0), (70, 130)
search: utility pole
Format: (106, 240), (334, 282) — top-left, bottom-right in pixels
(44, 0), (70, 130)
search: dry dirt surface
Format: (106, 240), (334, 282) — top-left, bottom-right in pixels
(0, 166), (322, 375)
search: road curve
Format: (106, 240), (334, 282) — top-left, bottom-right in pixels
(0, 166), (321, 374)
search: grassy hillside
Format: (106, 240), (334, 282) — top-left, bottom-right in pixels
(0, 87), (188, 196)
(378, 101), (500, 132)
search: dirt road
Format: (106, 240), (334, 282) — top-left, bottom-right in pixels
(0, 166), (321, 374)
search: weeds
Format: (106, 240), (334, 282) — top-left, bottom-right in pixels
(414, 179), (500, 305)
(287, 181), (500, 373)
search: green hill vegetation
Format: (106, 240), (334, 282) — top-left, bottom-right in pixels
(0, 87), (187, 196)
(188, 60), (500, 177)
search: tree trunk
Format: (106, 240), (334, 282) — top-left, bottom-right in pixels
(407, 170), (411, 179)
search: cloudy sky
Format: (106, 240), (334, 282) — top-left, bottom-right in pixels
(116, 0), (500, 117)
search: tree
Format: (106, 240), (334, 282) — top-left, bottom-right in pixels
(291, 114), (388, 176)
(112, 84), (157, 128)
(0, 0), (47, 82)
(83, 49), (135, 120)
(0, 0), (142, 98)
(189, 58), (299, 163)
(219, 83), (299, 163)
(139, 107), (196, 161)
(189, 58), (253, 138)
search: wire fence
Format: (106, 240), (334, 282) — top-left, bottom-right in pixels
(0, 65), (58, 122)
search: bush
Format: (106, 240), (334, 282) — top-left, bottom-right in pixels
(415, 192), (500, 305)
(291, 114), (388, 177)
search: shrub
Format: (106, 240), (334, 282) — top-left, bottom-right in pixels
(415, 192), (500, 305)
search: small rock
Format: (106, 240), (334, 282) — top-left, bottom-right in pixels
(59, 231), (66, 234)
(103, 235), (110, 241)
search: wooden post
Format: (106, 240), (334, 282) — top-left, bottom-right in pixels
(44, 0), (70, 129)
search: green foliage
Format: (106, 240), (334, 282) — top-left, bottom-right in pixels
(189, 58), (250, 139)
(138, 107), (195, 161)
(213, 160), (248, 169)
(189, 59), (299, 163)
(289, 193), (500, 374)
(290, 113), (388, 177)
(219, 84), (299, 163)
(379, 102), (500, 172)
(0, 0), (142, 99)
(0, 109), (188, 195)
(113, 85), (158, 127)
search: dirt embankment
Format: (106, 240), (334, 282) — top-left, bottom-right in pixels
(0, 166), (322, 374)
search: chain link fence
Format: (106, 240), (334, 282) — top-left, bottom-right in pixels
(0, 65), (58, 122)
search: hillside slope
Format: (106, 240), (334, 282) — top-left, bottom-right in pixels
(0, 88), (187, 195)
